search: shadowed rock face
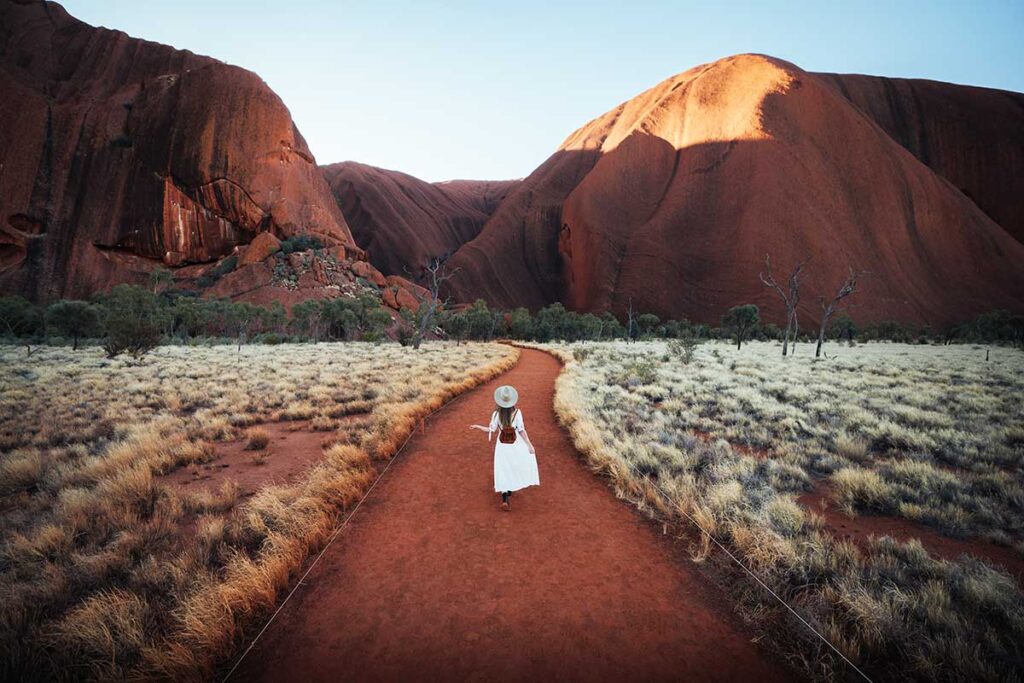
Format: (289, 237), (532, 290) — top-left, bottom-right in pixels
(817, 72), (1024, 244)
(446, 54), (1024, 326)
(0, 0), (354, 300)
(321, 161), (517, 277)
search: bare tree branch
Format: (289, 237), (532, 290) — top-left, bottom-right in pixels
(816, 267), (868, 358)
(405, 256), (460, 349)
(759, 254), (809, 356)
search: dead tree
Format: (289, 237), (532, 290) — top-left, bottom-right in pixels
(816, 267), (864, 358)
(626, 297), (638, 344)
(760, 254), (809, 357)
(408, 256), (459, 349)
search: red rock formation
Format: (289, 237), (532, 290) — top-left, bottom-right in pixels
(435, 179), (518, 218)
(350, 259), (387, 288)
(239, 232), (282, 267)
(381, 274), (430, 312)
(816, 72), (1024, 244)
(322, 161), (517, 276)
(447, 54), (1024, 326)
(0, 0), (355, 301)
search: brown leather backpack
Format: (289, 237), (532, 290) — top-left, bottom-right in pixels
(498, 410), (519, 444)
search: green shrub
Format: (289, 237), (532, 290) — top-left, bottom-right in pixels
(99, 285), (168, 358)
(46, 300), (100, 350)
(0, 295), (43, 340)
(280, 235), (324, 254)
(195, 256), (238, 288)
(721, 304), (759, 350)
(256, 332), (284, 345)
(396, 322), (415, 347)
(667, 336), (701, 364)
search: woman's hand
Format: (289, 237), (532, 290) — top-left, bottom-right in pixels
(528, 444), (536, 455)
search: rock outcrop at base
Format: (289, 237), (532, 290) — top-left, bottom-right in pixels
(445, 54), (1024, 326)
(321, 161), (517, 276)
(0, 0), (356, 300)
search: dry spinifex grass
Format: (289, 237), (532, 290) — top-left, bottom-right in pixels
(538, 339), (1024, 681)
(0, 341), (518, 680)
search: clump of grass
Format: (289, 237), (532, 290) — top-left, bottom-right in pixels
(832, 467), (894, 513)
(309, 415), (336, 432)
(834, 432), (869, 463)
(325, 399), (373, 419)
(0, 448), (42, 494)
(244, 427), (271, 451)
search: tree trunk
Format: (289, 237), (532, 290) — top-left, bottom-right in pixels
(73, 334), (79, 351)
(736, 337), (742, 350)
(815, 321), (827, 357)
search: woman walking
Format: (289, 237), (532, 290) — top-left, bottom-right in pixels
(469, 385), (539, 510)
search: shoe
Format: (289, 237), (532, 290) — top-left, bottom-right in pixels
(501, 501), (510, 511)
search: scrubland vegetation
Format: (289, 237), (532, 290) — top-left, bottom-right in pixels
(3, 286), (1021, 358)
(543, 339), (1024, 681)
(0, 341), (516, 680)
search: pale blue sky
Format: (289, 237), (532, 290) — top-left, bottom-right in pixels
(63, 0), (1024, 181)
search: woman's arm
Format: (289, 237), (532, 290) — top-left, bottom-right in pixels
(468, 424), (490, 432)
(519, 428), (536, 455)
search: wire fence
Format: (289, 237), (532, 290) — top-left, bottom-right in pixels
(221, 386), (477, 681)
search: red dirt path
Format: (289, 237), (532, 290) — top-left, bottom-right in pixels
(800, 483), (1024, 586)
(232, 348), (789, 681)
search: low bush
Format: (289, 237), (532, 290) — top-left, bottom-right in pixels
(195, 256), (238, 288)
(279, 235), (324, 254)
(99, 285), (167, 358)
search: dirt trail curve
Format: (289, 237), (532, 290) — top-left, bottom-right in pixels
(233, 348), (790, 681)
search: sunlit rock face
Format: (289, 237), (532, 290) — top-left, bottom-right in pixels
(0, 0), (354, 300)
(445, 54), (1024, 326)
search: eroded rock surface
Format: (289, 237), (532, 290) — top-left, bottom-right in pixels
(0, 0), (354, 300)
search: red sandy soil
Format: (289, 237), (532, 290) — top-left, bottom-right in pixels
(232, 349), (790, 681)
(159, 422), (329, 496)
(800, 483), (1024, 585)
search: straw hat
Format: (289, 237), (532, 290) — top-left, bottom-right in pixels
(494, 385), (518, 408)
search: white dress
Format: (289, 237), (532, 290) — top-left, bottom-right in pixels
(489, 409), (540, 492)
